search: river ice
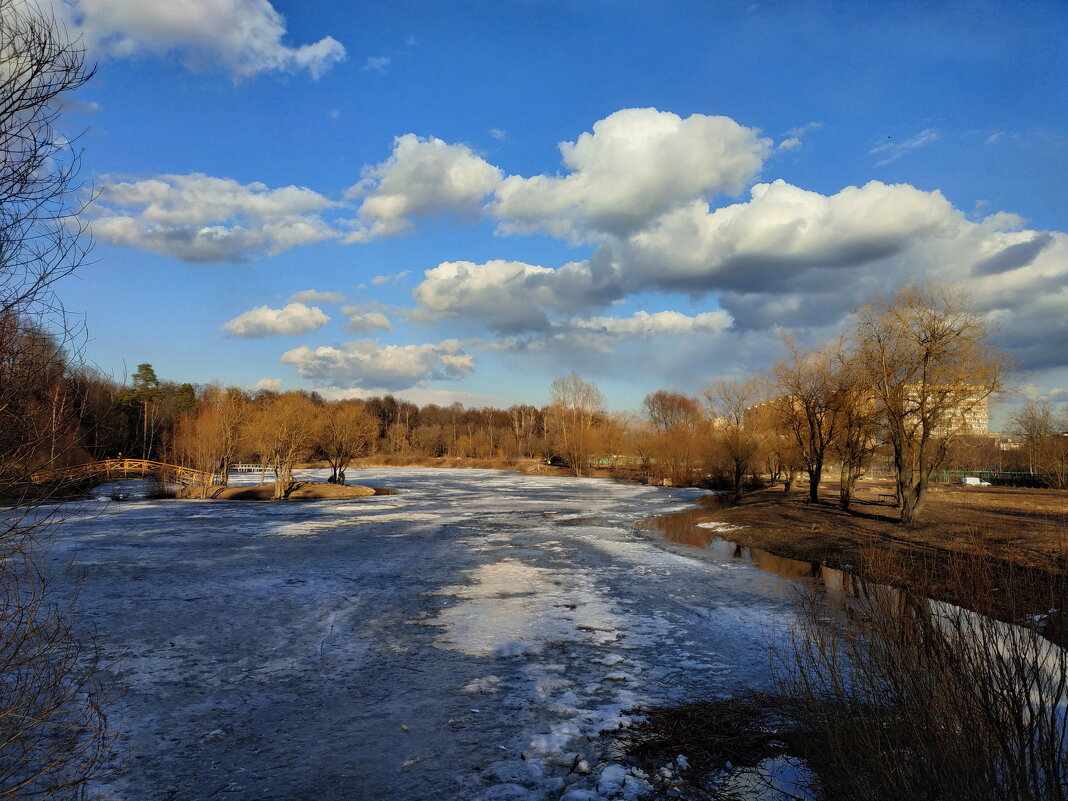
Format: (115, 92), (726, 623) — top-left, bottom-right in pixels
(47, 468), (804, 800)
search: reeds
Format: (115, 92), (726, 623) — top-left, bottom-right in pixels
(775, 549), (1068, 801)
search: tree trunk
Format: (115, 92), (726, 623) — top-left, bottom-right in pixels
(732, 462), (745, 504)
(899, 482), (927, 526)
(807, 460), (822, 503)
(839, 464), (859, 510)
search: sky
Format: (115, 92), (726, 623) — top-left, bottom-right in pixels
(43, 0), (1068, 425)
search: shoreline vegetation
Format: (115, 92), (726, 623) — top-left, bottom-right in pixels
(174, 481), (377, 500)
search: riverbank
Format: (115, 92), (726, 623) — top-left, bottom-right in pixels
(700, 477), (1067, 572)
(176, 481), (377, 500)
(647, 475), (1068, 644)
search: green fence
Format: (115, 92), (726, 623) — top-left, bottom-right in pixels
(934, 470), (1052, 487)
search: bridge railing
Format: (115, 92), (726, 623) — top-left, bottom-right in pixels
(30, 459), (220, 487)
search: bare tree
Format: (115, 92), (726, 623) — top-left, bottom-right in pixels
(854, 285), (1004, 525)
(244, 392), (318, 499)
(546, 372), (605, 476)
(830, 344), (880, 510)
(772, 337), (841, 503)
(1, 2), (114, 796)
(1011, 399), (1068, 488)
(703, 378), (763, 503)
(642, 390), (704, 485)
(316, 400), (377, 484)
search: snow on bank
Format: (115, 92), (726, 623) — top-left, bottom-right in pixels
(48, 469), (800, 800)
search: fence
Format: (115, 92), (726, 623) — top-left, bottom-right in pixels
(934, 470), (1056, 488)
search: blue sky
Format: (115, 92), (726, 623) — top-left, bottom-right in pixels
(48, 0), (1068, 423)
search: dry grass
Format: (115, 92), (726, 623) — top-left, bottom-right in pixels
(0, 519), (116, 799)
(695, 477), (1068, 575)
(774, 558), (1068, 801)
(624, 693), (802, 800)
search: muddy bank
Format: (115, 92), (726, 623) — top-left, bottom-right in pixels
(643, 478), (1068, 643)
(682, 478), (1068, 573)
(177, 481), (378, 500)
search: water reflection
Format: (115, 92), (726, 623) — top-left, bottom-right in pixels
(639, 502), (858, 595)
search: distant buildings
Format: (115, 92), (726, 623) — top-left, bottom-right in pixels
(742, 387), (990, 436)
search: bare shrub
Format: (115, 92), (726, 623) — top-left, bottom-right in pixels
(1, 2), (115, 795)
(0, 524), (114, 799)
(776, 555), (1068, 801)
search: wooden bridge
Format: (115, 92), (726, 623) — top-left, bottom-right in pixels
(30, 459), (220, 487)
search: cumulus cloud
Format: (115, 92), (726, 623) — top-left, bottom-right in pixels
(612, 179), (961, 297)
(570, 310), (732, 338)
(345, 135), (502, 242)
(287, 289), (346, 304)
(53, 0), (346, 78)
(90, 173), (339, 262)
(489, 108), (771, 240)
(413, 259), (621, 333)
(341, 308), (392, 334)
(254, 377), (283, 392)
(281, 339), (474, 390)
(222, 303), (329, 338)
(411, 175), (1068, 382)
(412, 181), (960, 333)
(491, 310), (735, 354)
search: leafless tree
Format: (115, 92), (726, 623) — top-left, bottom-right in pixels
(830, 344), (880, 510)
(546, 372), (605, 476)
(641, 390), (704, 485)
(772, 337), (841, 503)
(1011, 399), (1068, 488)
(316, 400), (377, 484)
(1, 1), (114, 796)
(703, 378), (764, 503)
(244, 392), (318, 499)
(854, 285), (1004, 525)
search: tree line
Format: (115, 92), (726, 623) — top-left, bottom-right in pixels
(10, 283), (1055, 524)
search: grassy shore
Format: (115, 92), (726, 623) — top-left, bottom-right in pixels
(699, 477), (1067, 572)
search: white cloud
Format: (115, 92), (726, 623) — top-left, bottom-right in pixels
(489, 108), (771, 239)
(413, 180), (959, 333)
(370, 271), (409, 286)
(54, 0), (346, 78)
(362, 55), (390, 72)
(489, 128), (507, 141)
(57, 97), (101, 114)
(410, 176), (1068, 382)
(345, 135), (502, 242)
(413, 259), (618, 333)
(316, 386), (514, 408)
(611, 179), (961, 298)
(281, 339), (474, 390)
(491, 310), (735, 354)
(342, 309), (392, 334)
(254, 377), (283, 392)
(777, 121), (823, 151)
(222, 303), (330, 338)
(287, 289), (346, 304)
(870, 128), (941, 166)
(570, 310), (733, 338)
(90, 173), (339, 262)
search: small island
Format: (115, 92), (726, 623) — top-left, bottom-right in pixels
(176, 481), (377, 500)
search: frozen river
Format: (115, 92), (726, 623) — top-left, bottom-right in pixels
(51, 468), (801, 800)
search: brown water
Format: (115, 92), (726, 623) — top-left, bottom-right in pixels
(639, 500), (859, 595)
